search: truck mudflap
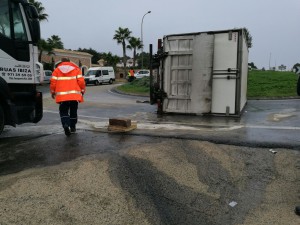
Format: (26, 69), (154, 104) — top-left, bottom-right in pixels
(33, 91), (43, 123)
(7, 90), (43, 125)
(0, 77), (17, 126)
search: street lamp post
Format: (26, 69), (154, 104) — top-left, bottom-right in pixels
(141, 11), (151, 69)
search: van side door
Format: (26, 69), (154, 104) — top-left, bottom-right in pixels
(95, 70), (102, 83)
(95, 70), (101, 77)
(102, 70), (109, 82)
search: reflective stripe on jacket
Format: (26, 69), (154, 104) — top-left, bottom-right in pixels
(50, 62), (86, 103)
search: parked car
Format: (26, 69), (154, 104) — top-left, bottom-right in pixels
(134, 70), (150, 79)
(43, 70), (52, 83)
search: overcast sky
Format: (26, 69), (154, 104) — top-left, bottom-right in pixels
(38, 0), (299, 70)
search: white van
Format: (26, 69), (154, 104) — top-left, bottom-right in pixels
(84, 67), (115, 85)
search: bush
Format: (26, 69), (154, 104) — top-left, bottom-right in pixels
(130, 77), (150, 87)
(117, 77), (150, 95)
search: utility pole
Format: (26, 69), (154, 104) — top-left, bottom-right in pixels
(269, 53), (272, 70)
(141, 11), (151, 69)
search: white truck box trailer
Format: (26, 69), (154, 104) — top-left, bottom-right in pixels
(150, 28), (249, 116)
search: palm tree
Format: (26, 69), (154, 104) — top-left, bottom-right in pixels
(127, 37), (143, 68)
(28, 0), (48, 22)
(47, 35), (64, 49)
(113, 27), (132, 74)
(28, 0), (49, 64)
(38, 38), (54, 62)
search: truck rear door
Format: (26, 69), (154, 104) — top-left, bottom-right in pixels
(211, 32), (239, 114)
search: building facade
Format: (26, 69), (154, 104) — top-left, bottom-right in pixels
(116, 58), (138, 68)
(41, 48), (92, 74)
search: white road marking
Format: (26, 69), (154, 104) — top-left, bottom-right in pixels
(43, 110), (300, 131)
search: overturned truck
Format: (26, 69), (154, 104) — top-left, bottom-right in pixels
(150, 28), (249, 117)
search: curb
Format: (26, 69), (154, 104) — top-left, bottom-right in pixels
(112, 86), (150, 97)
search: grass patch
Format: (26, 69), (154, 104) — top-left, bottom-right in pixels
(248, 70), (298, 97)
(117, 77), (150, 95)
(116, 70), (299, 98)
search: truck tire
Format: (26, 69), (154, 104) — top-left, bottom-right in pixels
(0, 105), (4, 135)
(94, 80), (99, 86)
(109, 79), (113, 84)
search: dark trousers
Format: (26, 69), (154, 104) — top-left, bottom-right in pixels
(128, 76), (135, 82)
(59, 101), (78, 128)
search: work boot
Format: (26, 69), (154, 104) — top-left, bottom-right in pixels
(70, 127), (76, 133)
(63, 124), (71, 136)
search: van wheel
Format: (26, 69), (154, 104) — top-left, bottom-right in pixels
(109, 79), (113, 84)
(94, 80), (99, 86)
(0, 105), (5, 135)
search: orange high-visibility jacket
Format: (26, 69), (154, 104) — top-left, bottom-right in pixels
(129, 69), (135, 76)
(50, 62), (86, 103)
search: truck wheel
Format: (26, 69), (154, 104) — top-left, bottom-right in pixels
(94, 80), (99, 86)
(0, 105), (4, 135)
(109, 79), (113, 84)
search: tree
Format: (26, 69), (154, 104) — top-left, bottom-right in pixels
(137, 52), (150, 69)
(38, 35), (64, 63)
(77, 48), (101, 64)
(127, 37), (143, 68)
(278, 64), (286, 71)
(101, 52), (120, 69)
(38, 38), (54, 62)
(248, 62), (257, 69)
(29, 0), (49, 62)
(28, 0), (48, 22)
(77, 48), (120, 69)
(113, 27), (132, 73)
(47, 35), (64, 49)
(243, 27), (253, 49)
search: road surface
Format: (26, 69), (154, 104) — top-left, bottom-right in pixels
(0, 83), (299, 225)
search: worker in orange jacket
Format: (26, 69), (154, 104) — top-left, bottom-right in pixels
(128, 68), (135, 82)
(50, 58), (86, 136)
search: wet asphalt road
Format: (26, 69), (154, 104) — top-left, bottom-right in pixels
(1, 130), (299, 225)
(40, 83), (300, 149)
(0, 83), (299, 224)
(1, 83), (300, 172)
